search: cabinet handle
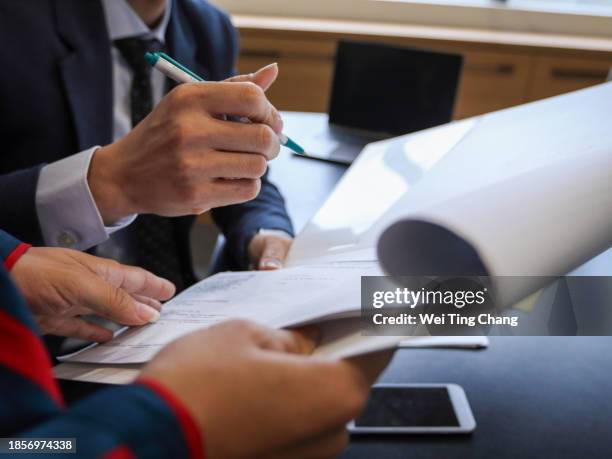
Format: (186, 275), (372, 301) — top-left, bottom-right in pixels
(240, 50), (282, 59)
(466, 63), (514, 75)
(551, 68), (610, 81)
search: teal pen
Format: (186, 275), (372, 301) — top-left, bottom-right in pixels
(145, 51), (305, 155)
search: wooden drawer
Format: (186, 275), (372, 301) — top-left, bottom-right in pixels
(453, 51), (532, 119)
(238, 55), (333, 112)
(238, 33), (335, 111)
(239, 33), (336, 59)
(528, 56), (612, 101)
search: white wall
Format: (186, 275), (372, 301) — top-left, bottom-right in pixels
(214, 0), (612, 38)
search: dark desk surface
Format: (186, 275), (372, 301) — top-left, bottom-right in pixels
(343, 337), (612, 459)
(276, 113), (612, 458)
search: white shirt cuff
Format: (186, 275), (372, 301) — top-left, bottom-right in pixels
(257, 229), (293, 239)
(35, 147), (137, 250)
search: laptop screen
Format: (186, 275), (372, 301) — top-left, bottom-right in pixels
(328, 41), (463, 137)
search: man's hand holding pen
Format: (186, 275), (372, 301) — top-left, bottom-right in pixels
(88, 64), (284, 225)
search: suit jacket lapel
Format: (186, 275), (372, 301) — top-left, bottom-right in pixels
(54, 0), (113, 150)
(166, 0), (208, 87)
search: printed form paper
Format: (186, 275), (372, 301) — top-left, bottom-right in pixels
(61, 261), (384, 364)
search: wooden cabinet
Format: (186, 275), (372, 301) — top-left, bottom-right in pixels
(235, 23), (612, 119)
(528, 56), (612, 101)
(238, 34), (335, 112)
(454, 52), (533, 119)
(240, 55), (334, 112)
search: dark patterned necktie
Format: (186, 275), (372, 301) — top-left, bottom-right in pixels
(114, 37), (186, 291)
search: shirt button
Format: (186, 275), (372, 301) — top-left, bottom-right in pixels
(57, 231), (78, 248)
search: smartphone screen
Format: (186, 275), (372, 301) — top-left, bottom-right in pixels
(354, 387), (460, 428)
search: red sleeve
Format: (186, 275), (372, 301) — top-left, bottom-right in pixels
(0, 229), (31, 270)
(137, 378), (205, 459)
(4, 242), (31, 271)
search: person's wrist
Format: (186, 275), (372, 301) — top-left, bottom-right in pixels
(88, 144), (137, 224)
(8, 247), (36, 305)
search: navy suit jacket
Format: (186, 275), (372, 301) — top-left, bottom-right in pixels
(0, 0), (293, 280)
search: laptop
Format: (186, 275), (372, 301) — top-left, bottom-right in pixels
(301, 40), (463, 164)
